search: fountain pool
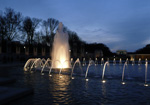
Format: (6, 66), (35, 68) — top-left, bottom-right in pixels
(1, 62), (150, 105)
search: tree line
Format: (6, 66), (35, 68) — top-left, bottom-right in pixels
(0, 8), (84, 46)
(0, 8), (113, 57)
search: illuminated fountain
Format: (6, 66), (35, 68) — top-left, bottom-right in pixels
(51, 22), (71, 69)
(95, 58), (98, 66)
(138, 58), (141, 65)
(119, 58), (122, 65)
(102, 61), (109, 83)
(121, 61), (127, 85)
(71, 58), (82, 79)
(82, 58), (86, 66)
(126, 58), (129, 65)
(113, 58), (116, 65)
(131, 58), (135, 66)
(24, 58), (36, 71)
(101, 58), (104, 65)
(71, 58), (74, 66)
(24, 22), (71, 76)
(30, 58), (45, 71)
(144, 61), (148, 86)
(145, 58), (148, 65)
(24, 58), (46, 72)
(85, 60), (95, 81)
(41, 58), (51, 75)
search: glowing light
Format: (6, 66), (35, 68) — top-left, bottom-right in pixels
(49, 74), (52, 77)
(86, 79), (89, 81)
(41, 73), (44, 75)
(72, 77), (75, 79)
(102, 80), (106, 83)
(144, 84), (148, 87)
(60, 75), (62, 78)
(122, 82), (126, 85)
(30, 71), (34, 73)
(51, 22), (70, 69)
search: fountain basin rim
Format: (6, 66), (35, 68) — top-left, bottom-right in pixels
(51, 67), (72, 70)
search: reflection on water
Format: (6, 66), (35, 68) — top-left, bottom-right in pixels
(49, 74), (71, 104)
(101, 83), (106, 98)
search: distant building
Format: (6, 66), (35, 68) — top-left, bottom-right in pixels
(129, 54), (150, 60)
(116, 50), (127, 55)
(42, 48), (46, 56)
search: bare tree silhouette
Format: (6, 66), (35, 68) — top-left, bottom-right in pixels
(0, 8), (22, 41)
(22, 17), (41, 44)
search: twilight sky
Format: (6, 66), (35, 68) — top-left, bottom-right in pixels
(0, 0), (150, 52)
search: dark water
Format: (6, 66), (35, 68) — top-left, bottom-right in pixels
(0, 63), (150, 105)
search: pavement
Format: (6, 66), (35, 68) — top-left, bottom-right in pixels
(0, 77), (33, 105)
(0, 86), (33, 105)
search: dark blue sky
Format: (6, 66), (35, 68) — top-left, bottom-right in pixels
(0, 0), (150, 52)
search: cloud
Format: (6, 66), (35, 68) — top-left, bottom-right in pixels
(78, 27), (124, 44)
(142, 38), (150, 45)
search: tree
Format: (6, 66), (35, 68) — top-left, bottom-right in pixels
(135, 44), (150, 54)
(0, 14), (6, 41)
(0, 8), (22, 41)
(48, 18), (59, 45)
(22, 17), (41, 44)
(42, 20), (50, 45)
(42, 18), (59, 46)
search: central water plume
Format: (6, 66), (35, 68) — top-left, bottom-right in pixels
(51, 22), (71, 69)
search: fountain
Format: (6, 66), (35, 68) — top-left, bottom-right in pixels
(126, 58), (129, 65)
(102, 61), (109, 83)
(85, 60), (95, 81)
(41, 58), (51, 74)
(95, 58), (98, 66)
(101, 58), (104, 65)
(71, 58), (82, 79)
(144, 61), (148, 86)
(121, 61), (127, 84)
(119, 58), (122, 65)
(145, 58), (148, 65)
(113, 58), (116, 65)
(24, 58), (36, 71)
(82, 58), (86, 66)
(138, 58), (141, 65)
(132, 58), (135, 66)
(24, 22), (71, 76)
(71, 58), (74, 66)
(51, 22), (71, 69)
(30, 58), (45, 71)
